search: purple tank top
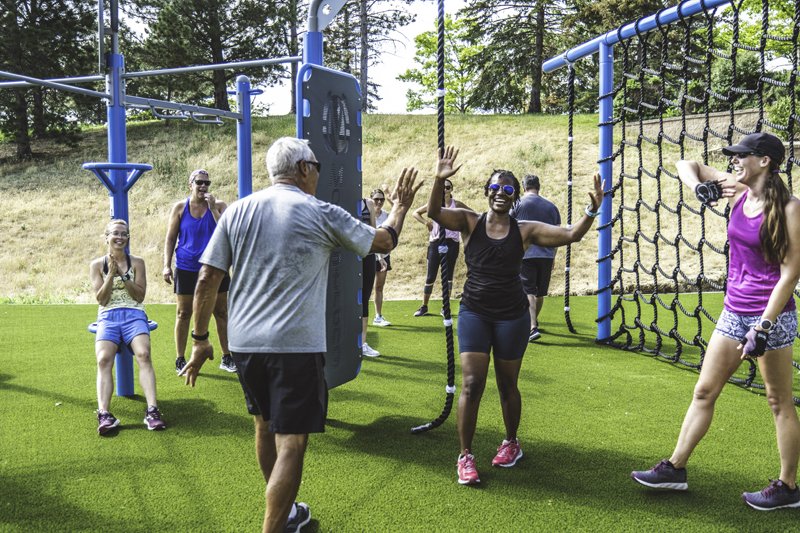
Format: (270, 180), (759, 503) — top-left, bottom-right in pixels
(724, 191), (795, 314)
(175, 199), (217, 272)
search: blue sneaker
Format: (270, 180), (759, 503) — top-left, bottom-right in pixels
(286, 501), (311, 532)
(743, 479), (800, 511)
(631, 460), (688, 490)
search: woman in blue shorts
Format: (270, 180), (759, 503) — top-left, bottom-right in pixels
(427, 146), (603, 485)
(89, 219), (165, 435)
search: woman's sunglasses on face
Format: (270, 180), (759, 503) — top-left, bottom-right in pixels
(488, 183), (515, 195)
(373, 197), (385, 203)
(193, 179), (211, 186)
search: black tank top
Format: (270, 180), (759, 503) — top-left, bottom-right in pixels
(461, 213), (528, 320)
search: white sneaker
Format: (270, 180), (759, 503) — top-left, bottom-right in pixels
(362, 343), (380, 357)
(372, 315), (391, 327)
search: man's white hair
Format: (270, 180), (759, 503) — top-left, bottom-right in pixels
(266, 137), (315, 183)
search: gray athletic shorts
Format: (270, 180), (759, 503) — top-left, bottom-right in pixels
(715, 308), (797, 351)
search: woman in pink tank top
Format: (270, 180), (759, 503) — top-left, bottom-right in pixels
(631, 133), (800, 510)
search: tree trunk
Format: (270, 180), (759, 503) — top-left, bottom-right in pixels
(208, 8), (230, 111)
(527, 2), (545, 114)
(359, 0), (368, 112)
(32, 87), (46, 138)
(13, 89), (32, 159)
(289, 0), (298, 114)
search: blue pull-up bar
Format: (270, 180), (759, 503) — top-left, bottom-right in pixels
(543, 0), (732, 73)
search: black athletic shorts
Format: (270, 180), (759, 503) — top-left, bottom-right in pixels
(519, 258), (554, 297)
(174, 267), (231, 295)
(231, 352), (328, 434)
(376, 255), (392, 273)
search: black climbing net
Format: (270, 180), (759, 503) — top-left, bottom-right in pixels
(563, 0), (800, 402)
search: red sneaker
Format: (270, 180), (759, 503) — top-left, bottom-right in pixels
(492, 439), (523, 467)
(457, 453), (480, 485)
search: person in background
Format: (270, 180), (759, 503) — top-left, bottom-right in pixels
(511, 174), (562, 342)
(372, 186), (393, 327)
(179, 137), (422, 531)
(163, 169), (234, 374)
(360, 195), (380, 356)
(631, 132), (800, 511)
(89, 219), (166, 435)
(412, 178), (470, 317)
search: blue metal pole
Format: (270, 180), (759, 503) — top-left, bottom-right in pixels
(236, 75), (253, 198)
(597, 42), (614, 341)
(297, 31), (323, 138)
(106, 51), (134, 397)
(543, 0), (732, 72)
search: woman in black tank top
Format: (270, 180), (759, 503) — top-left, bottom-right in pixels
(426, 146), (604, 486)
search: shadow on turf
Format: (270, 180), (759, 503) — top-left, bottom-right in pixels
(323, 415), (780, 527)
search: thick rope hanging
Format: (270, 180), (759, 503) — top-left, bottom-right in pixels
(412, 0), (456, 434)
(563, 0), (800, 403)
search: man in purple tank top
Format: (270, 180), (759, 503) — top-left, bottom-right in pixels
(631, 132), (800, 511)
(163, 169), (234, 374)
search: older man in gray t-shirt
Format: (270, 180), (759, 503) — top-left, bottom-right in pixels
(179, 137), (422, 533)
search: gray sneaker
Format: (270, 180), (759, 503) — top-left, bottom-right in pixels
(219, 354), (237, 373)
(631, 460), (688, 490)
(286, 501), (311, 532)
(97, 411), (120, 436)
(743, 479), (800, 511)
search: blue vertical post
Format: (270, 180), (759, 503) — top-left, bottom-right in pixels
(597, 42), (614, 340)
(106, 50), (135, 397)
(297, 26), (323, 137)
(236, 75), (253, 198)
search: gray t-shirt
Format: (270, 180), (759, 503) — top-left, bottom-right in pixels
(511, 193), (561, 259)
(201, 183), (376, 353)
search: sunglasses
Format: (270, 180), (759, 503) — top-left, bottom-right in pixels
(444, 185), (453, 190)
(193, 180), (211, 186)
(300, 160), (321, 172)
(488, 183), (515, 195)
(373, 197), (385, 202)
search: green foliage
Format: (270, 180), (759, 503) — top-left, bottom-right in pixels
(398, 15), (482, 114)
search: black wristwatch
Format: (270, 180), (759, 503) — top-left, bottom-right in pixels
(120, 272), (132, 282)
(759, 318), (774, 332)
(191, 330), (210, 341)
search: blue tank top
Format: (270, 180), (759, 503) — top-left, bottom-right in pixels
(175, 199), (218, 272)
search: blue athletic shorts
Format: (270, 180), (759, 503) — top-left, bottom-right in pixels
(715, 308), (797, 351)
(457, 304), (530, 361)
(96, 308), (150, 346)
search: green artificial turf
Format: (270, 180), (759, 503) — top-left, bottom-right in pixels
(2, 300), (799, 532)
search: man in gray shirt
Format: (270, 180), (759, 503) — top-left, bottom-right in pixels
(180, 137), (422, 532)
(511, 174), (561, 342)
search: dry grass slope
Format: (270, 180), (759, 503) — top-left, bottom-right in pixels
(0, 113), (729, 304)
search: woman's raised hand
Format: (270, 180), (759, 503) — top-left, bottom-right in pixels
(436, 146), (462, 180)
(588, 172), (605, 211)
(390, 167), (423, 209)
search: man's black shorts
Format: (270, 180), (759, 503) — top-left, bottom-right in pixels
(231, 352), (328, 434)
(520, 258), (554, 297)
(174, 267), (231, 295)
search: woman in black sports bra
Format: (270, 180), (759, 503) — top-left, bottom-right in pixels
(427, 146), (603, 486)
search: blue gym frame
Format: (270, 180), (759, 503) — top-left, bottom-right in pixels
(543, 0), (734, 341)
(0, 0), (351, 396)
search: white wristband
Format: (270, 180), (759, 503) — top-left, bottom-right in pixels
(585, 205), (600, 218)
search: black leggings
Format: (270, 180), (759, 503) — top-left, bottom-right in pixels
(425, 239), (459, 287)
(362, 254), (376, 316)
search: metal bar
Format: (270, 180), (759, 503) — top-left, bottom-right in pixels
(125, 95), (242, 121)
(236, 75), (253, 198)
(0, 70), (109, 99)
(0, 75), (105, 89)
(597, 42), (614, 341)
(543, 0), (732, 73)
(123, 57), (302, 79)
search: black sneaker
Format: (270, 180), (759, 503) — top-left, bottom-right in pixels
(631, 459), (688, 490)
(219, 354), (237, 373)
(743, 479), (800, 511)
(175, 356), (187, 374)
(286, 501), (311, 532)
(528, 327), (541, 342)
(414, 305), (428, 317)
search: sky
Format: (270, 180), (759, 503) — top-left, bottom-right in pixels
(262, 0), (466, 115)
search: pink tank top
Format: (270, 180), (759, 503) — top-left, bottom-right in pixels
(724, 191), (795, 314)
(429, 198), (460, 242)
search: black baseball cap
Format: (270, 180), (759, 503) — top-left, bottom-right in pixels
(722, 132), (785, 164)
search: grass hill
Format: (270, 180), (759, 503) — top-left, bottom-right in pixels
(0, 113), (714, 304)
